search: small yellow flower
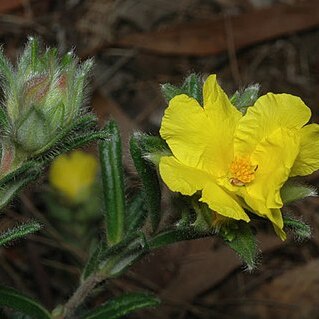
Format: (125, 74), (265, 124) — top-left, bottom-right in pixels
(159, 75), (319, 240)
(49, 150), (98, 203)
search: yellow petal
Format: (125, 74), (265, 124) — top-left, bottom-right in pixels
(159, 156), (249, 221)
(160, 93), (239, 177)
(203, 74), (242, 122)
(235, 93), (310, 156)
(159, 155), (211, 195)
(200, 182), (250, 221)
(270, 209), (286, 241)
(291, 123), (319, 176)
(246, 127), (299, 209)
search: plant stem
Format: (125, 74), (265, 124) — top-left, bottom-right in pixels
(59, 271), (106, 319)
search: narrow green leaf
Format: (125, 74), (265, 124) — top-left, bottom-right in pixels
(82, 292), (160, 319)
(281, 181), (317, 204)
(0, 221), (41, 246)
(99, 120), (125, 245)
(130, 133), (161, 232)
(99, 232), (148, 278)
(221, 221), (257, 270)
(149, 227), (209, 250)
(0, 285), (51, 319)
(81, 241), (107, 281)
(0, 168), (40, 210)
(0, 161), (37, 187)
(126, 192), (147, 235)
(284, 216), (311, 240)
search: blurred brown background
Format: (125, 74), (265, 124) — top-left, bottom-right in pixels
(1, 0), (319, 318)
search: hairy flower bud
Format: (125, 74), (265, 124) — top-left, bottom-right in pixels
(0, 37), (93, 163)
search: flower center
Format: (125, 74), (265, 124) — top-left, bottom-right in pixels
(229, 156), (257, 186)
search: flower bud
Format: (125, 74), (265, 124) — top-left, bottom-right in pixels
(1, 37), (93, 157)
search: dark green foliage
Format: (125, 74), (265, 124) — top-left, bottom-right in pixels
(230, 84), (260, 113)
(130, 133), (161, 232)
(82, 293), (160, 319)
(0, 286), (51, 319)
(0, 221), (41, 246)
(99, 120), (126, 246)
(281, 181), (317, 204)
(161, 73), (203, 104)
(221, 221), (257, 270)
(126, 192), (148, 236)
(284, 216), (311, 240)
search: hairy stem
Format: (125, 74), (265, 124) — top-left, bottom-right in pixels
(59, 271), (106, 319)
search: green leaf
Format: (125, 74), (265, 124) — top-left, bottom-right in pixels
(283, 216), (311, 240)
(0, 160), (37, 187)
(130, 133), (161, 232)
(230, 84), (260, 114)
(0, 285), (51, 319)
(99, 232), (148, 278)
(99, 121), (126, 245)
(81, 241), (107, 281)
(0, 221), (41, 246)
(126, 192), (147, 235)
(281, 181), (317, 204)
(221, 221), (257, 270)
(0, 167), (40, 210)
(82, 292), (160, 319)
(149, 227), (209, 249)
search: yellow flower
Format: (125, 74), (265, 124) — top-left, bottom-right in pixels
(159, 75), (319, 240)
(49, 150), (98, 203)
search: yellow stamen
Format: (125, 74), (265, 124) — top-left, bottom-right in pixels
(230, 156), (256, 186)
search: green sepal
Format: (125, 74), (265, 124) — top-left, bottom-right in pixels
(161, 73), (202, 104)
(220, 221), (258, 270)
(149, 226), (209, 250)
(99, 120), (126, 245)
(130, 133), (161, 233)
(81, 292), (160, 319)
(126, 192), (147, 235)
(230, 84), (260, 114)
(0, 285), (51, 319)
(0, 106), (9, 131)
(281, 181), (317, 204)
(181, 73), (202, 105)
(0, 48), (15, 89)
(136, 134), (171, 166)
(160, 83), (183, 103)
(33, 113), (98, 156)
(192, 200), (213, 232)
(283, 216), (311, 241)
(0, 221), (41, 246)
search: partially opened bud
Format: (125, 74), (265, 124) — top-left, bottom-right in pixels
(0, 37), (93, 161)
